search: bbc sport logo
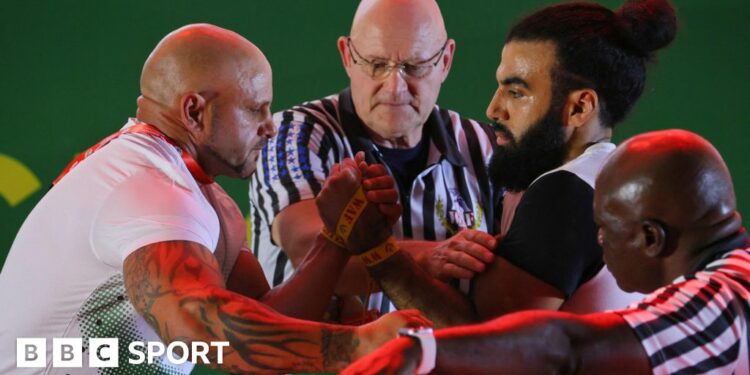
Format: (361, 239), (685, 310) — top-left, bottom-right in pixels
(17, 338), (229, 368)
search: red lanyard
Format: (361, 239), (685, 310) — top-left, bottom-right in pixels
(52, 123), (214, 186)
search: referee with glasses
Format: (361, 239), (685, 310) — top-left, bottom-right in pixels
(249, 0), (498, 319)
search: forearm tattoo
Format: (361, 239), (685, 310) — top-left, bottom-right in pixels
(123, 241), (357, 373)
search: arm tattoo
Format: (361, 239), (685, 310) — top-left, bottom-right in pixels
(123, 240), (357, 373)
(321, 328), (357, 369)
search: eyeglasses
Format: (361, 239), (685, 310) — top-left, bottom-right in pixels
(346, 37), (448, 80)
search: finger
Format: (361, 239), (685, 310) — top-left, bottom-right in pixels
(378, 203), (402, 219)
(400, 310), (433, 328)
(355, 151), (366, 164)
(340, 157), (359, 170)
(358, 160), (369, 174)
(454, 240), (495, 263)
(443, 249), (487, 272)
(462, 229), (498, 250)
(440, 263), (476, 280)
(363, 175), (395, 190)
(330, 163), (341, 175)
(362, 164), (388, 179)
(340, 162), (362, 182)
(366, 189), (399, 204)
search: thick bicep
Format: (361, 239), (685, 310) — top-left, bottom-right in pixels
(226, 250), (272, 299)
(472, 256), (565, 320)
(272, 199), (324, 266)
(122, 240), (225, 316)
(576, 313), (651, 374)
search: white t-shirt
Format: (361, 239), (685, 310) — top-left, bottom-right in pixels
(0, 120), (221, 374)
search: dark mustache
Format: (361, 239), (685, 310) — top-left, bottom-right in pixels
(491, 122), (514, 141)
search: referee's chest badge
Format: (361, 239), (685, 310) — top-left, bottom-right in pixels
(435, 190), (484, 235)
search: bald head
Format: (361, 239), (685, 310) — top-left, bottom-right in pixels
(140, 23), (269, 106)
(598, 129), (740, 249)
(136, 24), (275, 179)
(593, 130), (742, 292)
(350, 0), (446, 47)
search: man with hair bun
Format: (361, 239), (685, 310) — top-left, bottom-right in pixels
(342, 0), (679, 329)
(344, 129), (750, 374)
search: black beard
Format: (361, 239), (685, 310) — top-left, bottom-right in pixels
(488, 105), (567, 192)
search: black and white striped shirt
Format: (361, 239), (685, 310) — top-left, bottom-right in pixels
(248, 89), (497, 308)
(616, 233), (750, 374)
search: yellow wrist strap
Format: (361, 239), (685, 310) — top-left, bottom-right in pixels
(320, 226), (346, 248)
(320, 186), (368, 248)
(359, 237), (399, 267)
(334, 186), (368, 243)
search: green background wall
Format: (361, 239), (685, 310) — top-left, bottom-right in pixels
(1, 1), (748, 372)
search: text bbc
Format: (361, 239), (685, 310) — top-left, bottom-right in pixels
(17, 338), (229, 368)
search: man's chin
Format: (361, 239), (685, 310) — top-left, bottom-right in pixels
(371, 113), (421, 134)
(237, 162), (258, 180)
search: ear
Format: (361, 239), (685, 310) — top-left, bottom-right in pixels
(439, 39), (456, 83)
(562, 88), (598, 128)
(641, 219), (667, 258)
(179, 92), (207, 134)
(337, 36), (353, 77)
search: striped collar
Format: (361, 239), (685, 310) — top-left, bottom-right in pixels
(337, 88), (465, 167)
(686, 229), (750, 275)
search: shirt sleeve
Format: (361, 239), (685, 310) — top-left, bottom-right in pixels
(497, 170), (603, 297)
(615, 276), (746, 374)
(249, 109), (338, 223)
(90, 167), (219, 268)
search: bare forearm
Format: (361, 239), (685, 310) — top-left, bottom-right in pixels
(334, 240), (435, 296)
(180, 287), (357, 373)
(262, 234), (350, 320)
(368, 250), (477, 328)
(124, 241), (358, 374)
(431, 312), (575, 374)
(432, 312), (648, 375)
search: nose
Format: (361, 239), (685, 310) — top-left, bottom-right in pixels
(381, 66), (409, 96)
(258, 115), (276, 138)
(485, 90), (509, 123)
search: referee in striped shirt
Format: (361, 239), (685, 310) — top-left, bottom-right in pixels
(345, 130), (750, 375)
(249, 0), (498, 317)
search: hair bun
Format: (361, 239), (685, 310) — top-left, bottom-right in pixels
(615, 0), (677, 56)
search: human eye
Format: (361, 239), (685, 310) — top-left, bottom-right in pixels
(404, 63), (430, 78)
(371, 61), (390, 71)
(247, 103), (270, 118)
(507, 89), (523, 99)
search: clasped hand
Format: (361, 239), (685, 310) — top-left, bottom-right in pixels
(315, 152), (401, 254)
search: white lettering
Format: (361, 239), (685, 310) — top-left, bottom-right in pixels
(211, 341), (229, 364)
(192, 342), (210, 364)
(166, 341), (189, 365)
(16, 338), (231, 368)
(128, 341), (146, 364)
(146, 341), (165, 364)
